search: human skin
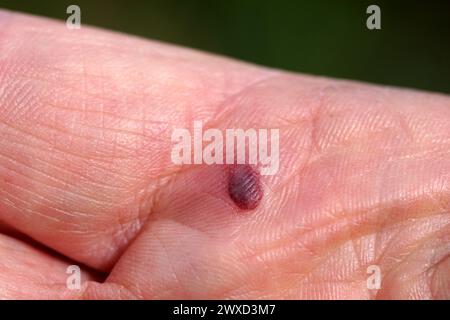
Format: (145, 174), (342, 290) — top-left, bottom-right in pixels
(0, 10), (448, 299)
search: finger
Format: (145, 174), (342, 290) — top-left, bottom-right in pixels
(0, 233), (98, 299)
(0, 9), (272, 271)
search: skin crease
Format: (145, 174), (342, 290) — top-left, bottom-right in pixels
(0, 10), (449, 299)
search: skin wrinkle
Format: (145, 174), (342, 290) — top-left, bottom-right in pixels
(0, 133), (129, 197)
(0, 11), (449, 298)
(0, 165), (115, 222)
(266, 86), (332, 195)
(71, 285), (130, 300)
(3, 101), (167, 191)
(272, 142), (449, 219)
(1, 97), (151, 268)
(376, 228), (449, 299)
(428, 253), (450, 299)
(235, 216), (447, 299)
(124, 74), (290, 255)
(1, 189), (65, 223)
(1, 119), (128, 168)
(93, 71), (284, 267)
(207, 72), (282, 126)
(233, 203), (449, 283)
(0, 232), (101, 282)
(3, 181), (90, 219)
(387, 219), (448, 268)
(120, 138), (450, 298)
(0, 153), (113, 208)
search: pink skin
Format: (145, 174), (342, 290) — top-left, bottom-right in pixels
(0, 10), (449, 299)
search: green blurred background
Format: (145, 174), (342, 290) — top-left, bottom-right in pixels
(1, 0), (449, 93)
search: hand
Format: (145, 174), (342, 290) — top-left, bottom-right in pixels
(0, 10), (448, 299)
